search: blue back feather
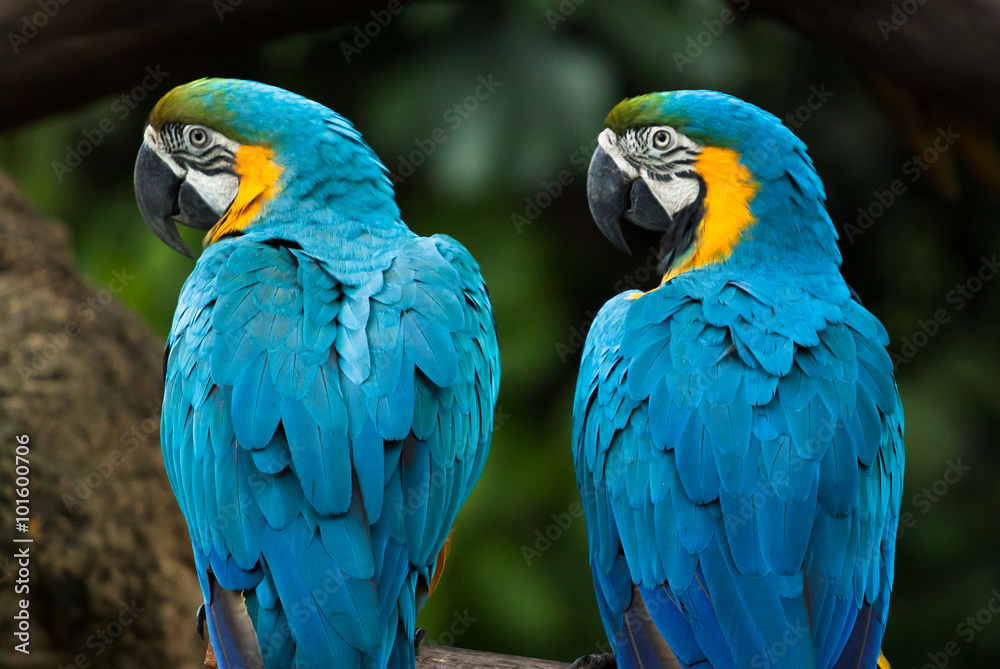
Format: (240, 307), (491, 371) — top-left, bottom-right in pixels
(159, 81), (500, 669)
(574, 92), (903, 669)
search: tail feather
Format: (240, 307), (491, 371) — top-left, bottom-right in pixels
(193, 549), (265, 669)
(386, 612), (415, 669)
(614, 585), (683, 669)
(832, 560), (891, 669)
(207, 583), (266, 669)
(245, 581), (295, 668)
(831, 603), (884, 669)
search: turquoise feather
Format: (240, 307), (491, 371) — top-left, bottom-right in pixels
(575, 91), (904, 669)
(155, 79), (500, 669)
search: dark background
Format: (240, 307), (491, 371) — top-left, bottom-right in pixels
(1, 1), (998, 666)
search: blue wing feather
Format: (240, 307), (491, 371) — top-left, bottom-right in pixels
(161, 232), (499, 668)
(231, 353), (282, 449)
(574, 275), (903, 669)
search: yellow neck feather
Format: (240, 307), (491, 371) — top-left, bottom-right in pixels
(205, 145), (283, 247)
(659, 146), (758, 283)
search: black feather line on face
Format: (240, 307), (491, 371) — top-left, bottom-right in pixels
(174, 146), (238, 176)
(657, 173), (706, 273)
(161, 123), (237, 175)
(160, 124), (187, 152)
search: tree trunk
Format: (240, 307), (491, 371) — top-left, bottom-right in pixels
(0, 172), (577, 668)
(0, 171), (204, 668)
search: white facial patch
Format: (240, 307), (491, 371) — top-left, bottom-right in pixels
(644, 171), (701, 217)
(144, 124), (241, 219)
(601, 127), (703, 217)
(184, 168), (239, 217)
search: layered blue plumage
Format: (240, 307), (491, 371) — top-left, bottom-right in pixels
(574, 92), (903, 669)
(157, 81), (499, 669)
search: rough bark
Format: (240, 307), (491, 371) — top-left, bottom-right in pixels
(0, 174), (574, 668)
(417, 645), (571, 668)
(205, 644), (574, 668)
(0, 171), (204, 668)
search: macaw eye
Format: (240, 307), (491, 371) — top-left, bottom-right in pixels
(187, 126), (210, 149)
(652, 129), (673, 149)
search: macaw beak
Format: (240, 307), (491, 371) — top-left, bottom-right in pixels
(134, 136), (225, 258)
(134, 142), (191, 257)
(586, 145), (674, 255)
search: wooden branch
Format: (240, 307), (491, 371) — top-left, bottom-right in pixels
(204, 642), (571, 668)
(0, 0), (415, 130)
(418, 645), (571, 668)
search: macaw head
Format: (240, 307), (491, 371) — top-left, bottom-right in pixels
(587, 90), (837, 282)
(134, 78), (398, 257)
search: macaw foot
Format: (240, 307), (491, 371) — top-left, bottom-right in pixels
(196, 603), (207, 639)
(414, 627), (427, 655)
(571, 653), (616, 669)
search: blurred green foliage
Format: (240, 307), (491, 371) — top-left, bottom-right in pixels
(3, 0), (1000, 665)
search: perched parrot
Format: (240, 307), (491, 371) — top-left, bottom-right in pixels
(133, 78), (500, 669)
(571, 91), (903, 669)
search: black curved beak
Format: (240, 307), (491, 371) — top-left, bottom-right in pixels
(587, 145), (674, 255)
(587, 145), (631, 253)
(135, 141), (225, 258)
(134, 143), (192, 257)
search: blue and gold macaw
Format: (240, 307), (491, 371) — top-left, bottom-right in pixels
(133, 79), (499, 669)
(572, 91), (903, 669)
